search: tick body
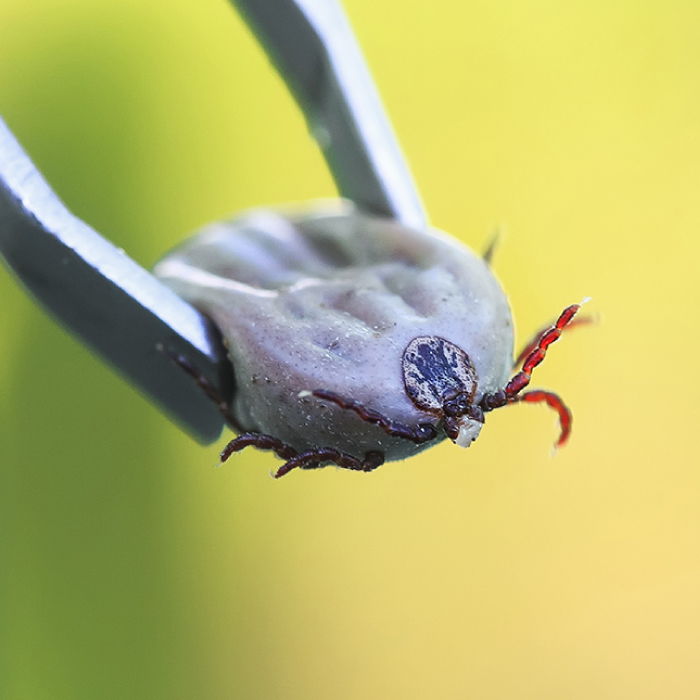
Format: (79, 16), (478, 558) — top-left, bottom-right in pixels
(155, 201), (580, 477)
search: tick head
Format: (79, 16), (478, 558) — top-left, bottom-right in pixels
(442, 388), (484, 447)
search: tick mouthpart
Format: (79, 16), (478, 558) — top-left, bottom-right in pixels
(453, 416), (484, 448)
(444, 405), (485, 448)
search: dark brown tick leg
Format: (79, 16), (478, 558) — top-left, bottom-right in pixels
(164, 347), (242, 431)
(219, 433), (385, 479)
(165, 349), (386, 477)
(273, 449), (385, 479)
(219, 432), (299, 464)
(312, 390), (438, 444)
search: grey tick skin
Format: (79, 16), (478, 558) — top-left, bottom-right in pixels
(154, 200), (514, 468)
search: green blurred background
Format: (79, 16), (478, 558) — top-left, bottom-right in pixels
(1, 0), (699, 698)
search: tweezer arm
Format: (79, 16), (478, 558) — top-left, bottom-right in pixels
(0, 0), (423, 442)
(232, 0), (427, 230)
(0, 117), (232, 443)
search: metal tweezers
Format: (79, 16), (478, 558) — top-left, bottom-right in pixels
(0, 0), (426, 443)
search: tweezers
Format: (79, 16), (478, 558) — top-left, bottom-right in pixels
(0, 0), (426, 443)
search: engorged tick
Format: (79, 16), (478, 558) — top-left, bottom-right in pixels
(155, 204), (588, 479)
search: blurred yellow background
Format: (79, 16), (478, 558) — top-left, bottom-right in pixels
(1, 0), (699, 698)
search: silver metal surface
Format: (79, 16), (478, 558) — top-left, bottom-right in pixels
(0, 116), (232, 443)
(232, 0), (427, 229)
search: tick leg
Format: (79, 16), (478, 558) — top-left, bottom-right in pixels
(219, 432), (299, 464)
(482, 228), (500, 265)
(514, 315), (593, 369)
(312, 389), (438, 444)
(219, 433), (385, 479)
(514, 390), (572, 447)
(479, 301), (583, 448)
(164, 347), (242, 431)
(273, 449), (385, 479)
(504, 302), (583, 399)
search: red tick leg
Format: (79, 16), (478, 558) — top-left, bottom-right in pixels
(480, 300), (586, 449)
(505, 302), (584, 399)
(514, 315), (594, 369)
(515, 390), (573, 447)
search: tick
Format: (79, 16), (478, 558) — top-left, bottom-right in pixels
(155, 203), (587, 478)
